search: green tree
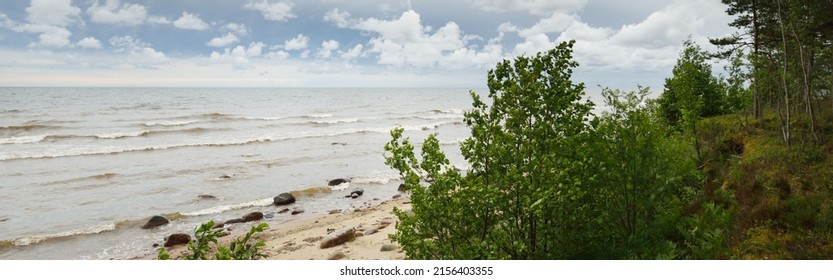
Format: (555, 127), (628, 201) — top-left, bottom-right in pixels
(658, 39), (726, 132)
(386, 40), (599, 259)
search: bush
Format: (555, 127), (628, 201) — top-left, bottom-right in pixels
(158, 221), (269, 260)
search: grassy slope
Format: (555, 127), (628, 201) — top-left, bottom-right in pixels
(696, 105), (833, 259)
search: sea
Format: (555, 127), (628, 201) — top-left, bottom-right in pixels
(0, 88), (476, 260)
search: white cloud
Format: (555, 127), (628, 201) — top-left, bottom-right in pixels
(147, 16), (170, 24)
(25, 0), (80, 27)
(209, 42), (266, 70)
(323, 8), (351, 28)
(317, 40), (340, 58)
(109, 36), (168, 68)
(340, 44), (364, 60)
(173, 12), (209, 30)
(284, 34), (309, 50)
(207, 33), (240, 47)
(347, 10), (501, 69)
(244, 0), (296, 22)
(470, 0), (587, 16)
(222, 23), (250, 36)
(33, 26), (72, 48)
(87, 0), (148, 25)
(77, 37), (102, 49)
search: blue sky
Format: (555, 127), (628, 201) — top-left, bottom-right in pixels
(0, 0), (735, 88)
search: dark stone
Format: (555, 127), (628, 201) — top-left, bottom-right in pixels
(164, 233), (191, 247)
(243, 212), (264, 222)
(264, 212), (275, 219)
(328, 209), (342, 215)
(291, 209), (305, 215)
(273, 192), (296, 206)
(212, 222), (225, 229)
(320, 227), (355, 249)
(218, 175), (232, 179)
(345, 189), (364, 198)
(398, 183), (408, 192)
(392, 194), (402, 199)
(197, 194), (217, 199)
(225, 218), (245, 224)
(278, 208), (290, 214)
(328, 178), (350, 186)
(141, 215), (169, 229)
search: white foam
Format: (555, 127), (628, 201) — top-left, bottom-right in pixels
(0, 134), (48, 144)
(312, 118), (360, 125)
(142, 120), (199, 127)
(304, 113), (333, 118)
(94, 130), (149, 139)
(10, 222), (118, 246)
(181, 197), (273, 216)
(330, 182), (350, 191)
(351, 173), (402, 185)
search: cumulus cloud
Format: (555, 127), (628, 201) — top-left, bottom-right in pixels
(317, 40), (340, 58)
(173, 12), (210, 30)
(340, 44), (364, 60)
(207, 33), (240, 47)
(284, 34), (309, 50)
(210, 42), (266, 70)
(323, 8), (351, 28)
(244, 0), (296, 22)
(87, 0), (148, 25)
(77, 37), (102, 49)
(25, 0), (80, 27)
(342, 10), (502, 69)
(109, 36), (168, 68)
(222, 23), (250, 36)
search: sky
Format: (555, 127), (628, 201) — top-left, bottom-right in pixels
(0, 0), (737, 88)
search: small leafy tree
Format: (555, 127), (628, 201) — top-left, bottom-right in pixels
(386, 40), (600, 259)
(158, 221), (269, 260)
(658, 39), (726, 131)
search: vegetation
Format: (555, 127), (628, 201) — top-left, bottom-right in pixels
(385, 0), (833, 259)
(158, 221), (268, 260)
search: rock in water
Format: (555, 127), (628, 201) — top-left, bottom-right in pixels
(243, 212), (264, 222)
(345, 189), (364, 198)
(273, 193), (296, 206)
(164, 233), (191, 247)
(328, 178), (349, 186)
(278, 208), (290, 214)
(142, 215), (169, 229)
(320, 227), (356, 249)
(398, 183), (408, 192)
(225, 218), (245, 224)
(291, 209), (305, 215)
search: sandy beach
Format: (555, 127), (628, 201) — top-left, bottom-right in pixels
(155, 196), (410, 260)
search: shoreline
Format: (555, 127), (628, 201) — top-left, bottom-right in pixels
(140, 195), (409, 260)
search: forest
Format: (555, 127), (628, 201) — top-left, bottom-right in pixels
(384, 0), (833, 259)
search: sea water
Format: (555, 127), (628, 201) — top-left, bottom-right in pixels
(0, 88), (475, 259)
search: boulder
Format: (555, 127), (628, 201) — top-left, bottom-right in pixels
(345, 189), (364, 198)
(164, 233), (191, 247)
(328, 251), (346, 260)
(243, 212), (264, 222)
(380, 244), (399, 252)
(224, 218), (245, 224)
(273, 193), (296, 206)
(141, 215), (170, 229)
(320, 227), (356, 249)
(328, 178), (350, 186)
